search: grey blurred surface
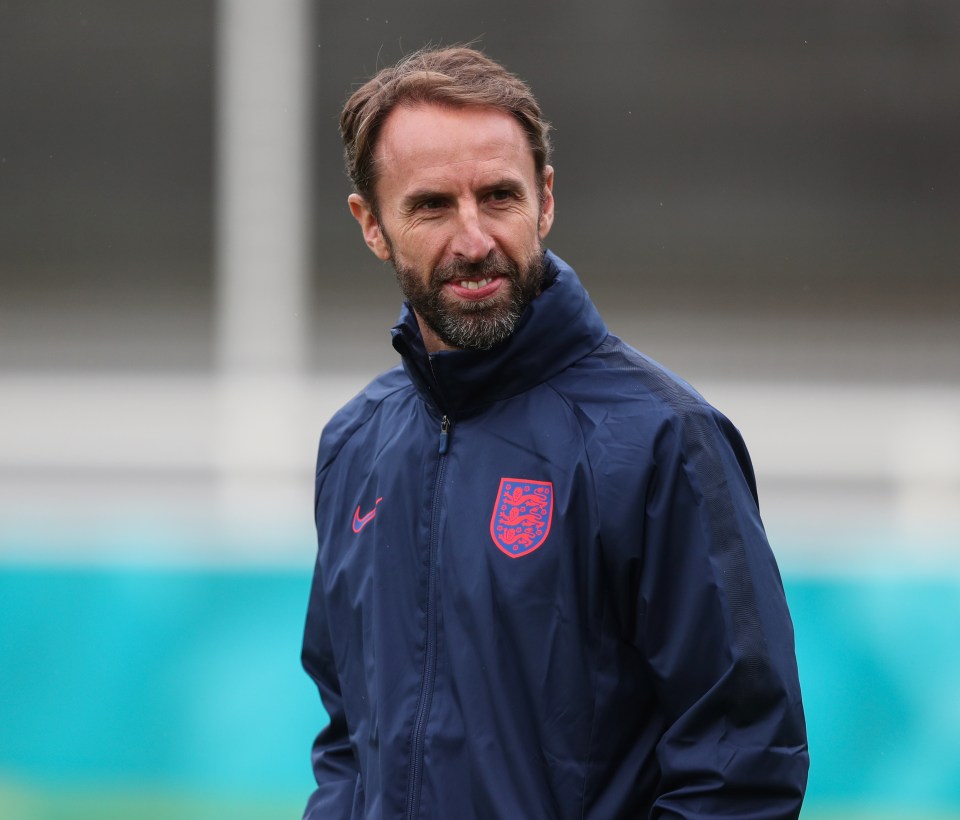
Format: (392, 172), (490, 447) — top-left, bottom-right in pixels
(2, 1), (958, 376)
(1, 2), (958, 560)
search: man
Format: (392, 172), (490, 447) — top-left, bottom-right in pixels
(302, 46), (808, 819)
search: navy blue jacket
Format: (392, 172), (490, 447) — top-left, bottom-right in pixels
(302, 252), (808, 819)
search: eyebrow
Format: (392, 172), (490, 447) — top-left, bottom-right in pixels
(400, 177), (527, 210)
(480, 178), (526, 198)
(400, 187), (450, 210)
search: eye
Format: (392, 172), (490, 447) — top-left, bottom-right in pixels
(488, 189), (515, 203)
(417, 197), (447, 211)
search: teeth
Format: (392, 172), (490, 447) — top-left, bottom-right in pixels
(459, 278), (492, 290)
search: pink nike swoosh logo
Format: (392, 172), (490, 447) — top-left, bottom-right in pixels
(352, 497), (383, 533)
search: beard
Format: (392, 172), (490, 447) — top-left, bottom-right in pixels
(391, 248), (546, 351)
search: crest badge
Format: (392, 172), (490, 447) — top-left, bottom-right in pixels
(489, 478), (554, 558)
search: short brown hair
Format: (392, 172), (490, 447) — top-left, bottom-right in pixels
(340, 46), (552, 207)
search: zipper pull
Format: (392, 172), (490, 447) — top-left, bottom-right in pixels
(438, 415), (451, 455)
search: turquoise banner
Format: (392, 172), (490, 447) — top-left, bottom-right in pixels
(1, 564), (959, 818)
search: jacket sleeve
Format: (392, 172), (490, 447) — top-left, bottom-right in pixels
(628, 408), (809, 818)
(301, 555), (361, 818)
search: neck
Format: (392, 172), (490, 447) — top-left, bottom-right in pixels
(415, 313), (456, 355)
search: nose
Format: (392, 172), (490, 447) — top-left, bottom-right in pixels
(450, 206), (495, 263)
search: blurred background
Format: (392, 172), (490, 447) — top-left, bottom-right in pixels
(2, 1), (958, 818)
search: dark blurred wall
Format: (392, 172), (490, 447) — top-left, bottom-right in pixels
(2, 1), (958, 370)
(314, 1), (960, 316)
(0, 1), (214, 368)
(1, 1), (214, 290)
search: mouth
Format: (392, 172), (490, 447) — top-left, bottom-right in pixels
(444, 275), (505, 301)
(458, 276), (493, 290)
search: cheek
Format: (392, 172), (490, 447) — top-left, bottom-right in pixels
(406, 230), (458, 268)
(390, 237), (439, 276)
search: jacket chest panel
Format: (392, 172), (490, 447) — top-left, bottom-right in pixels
(316, 397), (608, 785)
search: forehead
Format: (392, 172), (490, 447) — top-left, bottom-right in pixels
(374, 103), (536, 195)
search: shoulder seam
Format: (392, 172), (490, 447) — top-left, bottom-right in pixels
(315, 378), (413, 502)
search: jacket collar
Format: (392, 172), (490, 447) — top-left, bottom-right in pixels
(391, 251), (608, 417)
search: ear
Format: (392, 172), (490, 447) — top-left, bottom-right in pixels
(348, 193), (391, 261)
(537, 165), (555, 239)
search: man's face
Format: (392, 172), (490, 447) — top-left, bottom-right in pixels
(349, 103), (555, 352)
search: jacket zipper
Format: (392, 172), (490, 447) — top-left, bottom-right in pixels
(405, 414), (452, 819)
(438, 415), (451, 455)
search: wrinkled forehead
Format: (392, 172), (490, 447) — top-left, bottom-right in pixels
(371, 103), (537, 194)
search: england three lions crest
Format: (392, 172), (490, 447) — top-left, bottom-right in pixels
(490, 478), (554, 558)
